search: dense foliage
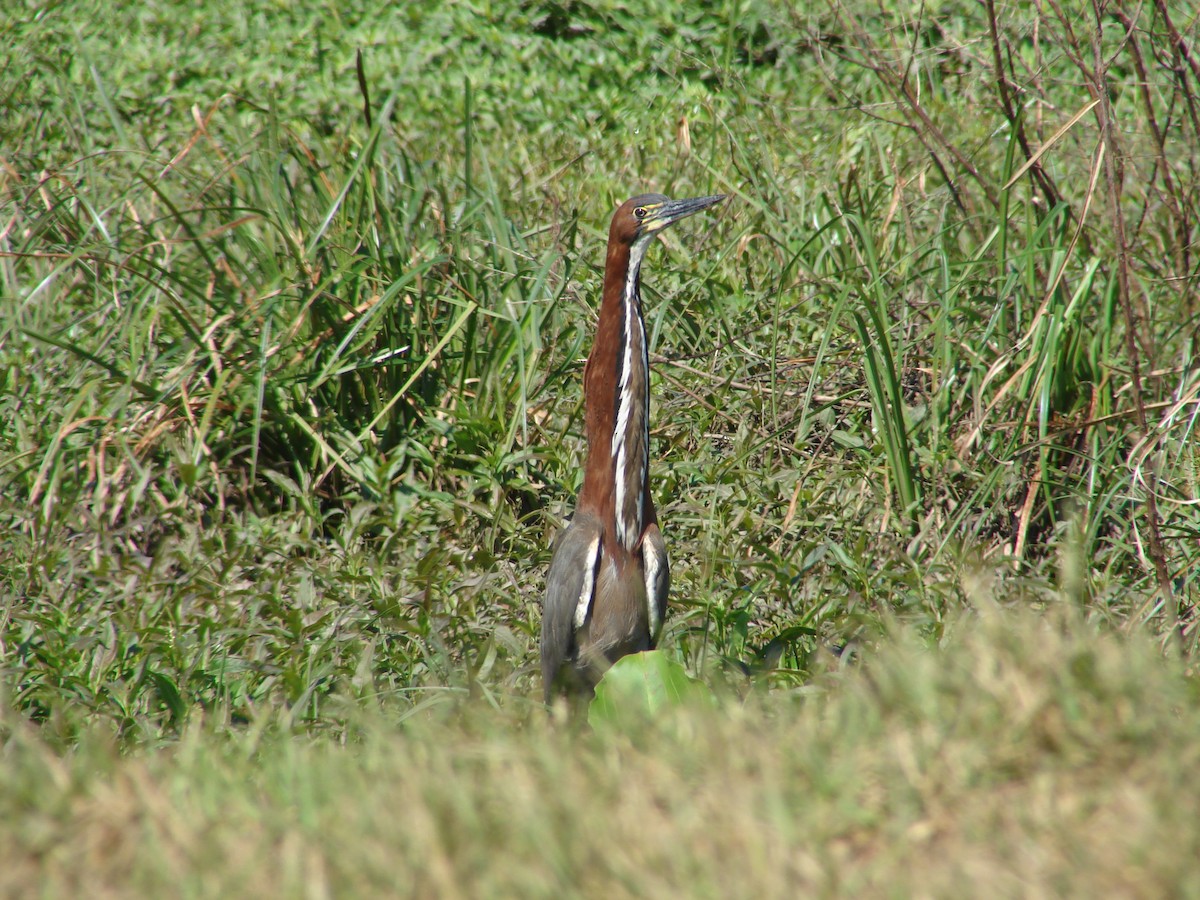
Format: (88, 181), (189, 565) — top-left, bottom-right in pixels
(2, 1), (1198, 742)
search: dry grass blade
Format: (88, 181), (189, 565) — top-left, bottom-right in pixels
(1003, 98), (1101, 190)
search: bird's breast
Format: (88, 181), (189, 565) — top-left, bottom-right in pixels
(582, 550), (651, 660)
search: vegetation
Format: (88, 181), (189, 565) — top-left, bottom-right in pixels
(5, 609), (1200, 896)
(2, 0), (1198, 893)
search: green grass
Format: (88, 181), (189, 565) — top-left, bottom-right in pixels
(5, 610), (1200, 896)
(2, 0), (1200, 892)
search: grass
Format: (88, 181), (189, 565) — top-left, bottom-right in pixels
(2, 0), (1200, 893)
(4, 609), (1200, 896)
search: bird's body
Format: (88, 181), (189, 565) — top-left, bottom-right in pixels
(541, 192), (724, 703)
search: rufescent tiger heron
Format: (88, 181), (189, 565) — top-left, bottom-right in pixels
(541, 192), (726, 703)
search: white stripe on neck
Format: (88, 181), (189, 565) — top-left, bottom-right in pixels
(611, 233), (653, 551)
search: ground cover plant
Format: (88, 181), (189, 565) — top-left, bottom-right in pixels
(4, 609), (1199, 896)
(2, 0), (1199, 894)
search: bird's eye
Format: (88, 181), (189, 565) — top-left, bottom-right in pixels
(634, 207), (647, 219)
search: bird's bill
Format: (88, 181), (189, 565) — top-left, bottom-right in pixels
(653, 194), (726, 228)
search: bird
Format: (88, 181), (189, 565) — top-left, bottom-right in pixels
(541, 192), (725, 704)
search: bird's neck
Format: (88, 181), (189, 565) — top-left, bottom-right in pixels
(580, 236), (654, 553)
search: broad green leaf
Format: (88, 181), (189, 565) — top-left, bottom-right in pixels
(588, 651), (713, 730)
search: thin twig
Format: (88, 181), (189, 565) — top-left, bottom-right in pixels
(986, 0), (1064, 208)
(1087, 0), (1179, 641)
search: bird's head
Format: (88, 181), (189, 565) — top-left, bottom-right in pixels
(609, 193), (726, 247)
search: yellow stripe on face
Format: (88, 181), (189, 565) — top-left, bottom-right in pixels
(643, 214), (669, 233)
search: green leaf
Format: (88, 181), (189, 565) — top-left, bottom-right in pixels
(588, 651), (713, 730)
(147, 672), (187, 727)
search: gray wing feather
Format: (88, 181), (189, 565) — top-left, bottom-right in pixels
(642, 524), (669, 646)
(541, 513), (604, 701)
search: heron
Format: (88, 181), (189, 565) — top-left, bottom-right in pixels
(540, 192), (725, 703)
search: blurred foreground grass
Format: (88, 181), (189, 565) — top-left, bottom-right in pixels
(4, 610), (1198, 896)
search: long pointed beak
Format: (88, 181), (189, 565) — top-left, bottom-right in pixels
(657, 194), (726, 227)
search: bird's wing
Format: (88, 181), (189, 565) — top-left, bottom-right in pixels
(541, 513), (604, 701)
(641, 523), (669, 647)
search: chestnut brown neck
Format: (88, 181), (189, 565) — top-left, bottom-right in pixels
(577, 231), (656, 555)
